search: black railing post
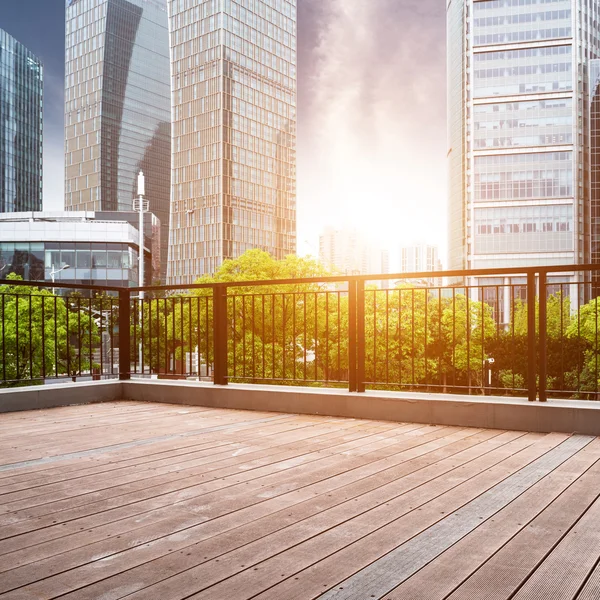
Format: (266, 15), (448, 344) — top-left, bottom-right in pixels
(527, 271), (537, 402)
(348, 280), (357, 392)
(538, 271), (547, 402)
(213, 284), (228, 385)
(118, 289), (131, 381)
(357, 279), (366, 393)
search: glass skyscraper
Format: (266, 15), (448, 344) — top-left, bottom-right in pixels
(447, 0), (600, 274)
(0, 29), (43, 213)
(64, 0), (171, 281)
(167, 0), (297, 283)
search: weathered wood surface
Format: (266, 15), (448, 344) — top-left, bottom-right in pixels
(0, 402), (599, 600)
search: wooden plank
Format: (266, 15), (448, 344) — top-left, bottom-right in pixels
(0, 427), (487, 598)
(0, 420), (444, 594)
(0, 413), (321, 486)
(382, 437), (600, 600)
(50, 429), (506, 600)
(508, 495), (600, 599)
(205, 433), (564, 600)
(575, 561), (600, 600)
(0, 409), (293, 469)
(0, 416), (386, 505)
(0, 418), (404, 547)
(0, 419), (428, 552)
(88, 432), (544, 600)
(313, 435), (593, 600)
(447, 456), (600, 599)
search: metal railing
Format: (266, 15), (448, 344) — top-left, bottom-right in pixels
(3, 264), (600, 401)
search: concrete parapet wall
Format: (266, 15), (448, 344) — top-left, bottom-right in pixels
(0, 381), (122, 413)
(2, 379), (600, 436)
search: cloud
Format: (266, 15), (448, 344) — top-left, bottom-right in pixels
(297, 0), (447, 262)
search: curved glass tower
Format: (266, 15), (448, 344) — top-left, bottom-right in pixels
(167, 0), (297, 283)
(447, 0), (600, 275)
(64, 0), (171, 281)
(0, 29), (43, 213)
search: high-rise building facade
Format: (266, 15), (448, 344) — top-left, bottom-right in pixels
(64, 0), (171, 281)
(0, 29), (43, 213)
(447, 0), (600, 274)
(167, 0), (297, 283)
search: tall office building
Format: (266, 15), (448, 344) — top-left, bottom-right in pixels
(64, 0), (171, 281)
(0, 29), (43, 213)
(447, 0), (600, 275)
(167, 0), (297, 283)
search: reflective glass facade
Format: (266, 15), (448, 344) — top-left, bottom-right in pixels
(590, 59), (600, 291)
(167, 0), (297, 283)
(64, 0), (171, 282)
(0, 242), (139, 285)
(448, 0), (600, 273)
(0, 29), (43, 213)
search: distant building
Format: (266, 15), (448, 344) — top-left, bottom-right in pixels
(0, 28), (43, 212)
(399, 243), (443, 286)
(319, 226), (388, 277)
(167, 0), (297, 283)
(64, 0), (171, 281)
(0, 211), (159, 289)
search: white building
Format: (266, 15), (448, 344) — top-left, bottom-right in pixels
(0, 211), (157, 288)
(319, 226), (388, 277)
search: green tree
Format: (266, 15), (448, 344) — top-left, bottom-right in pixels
(0, 275), (99, 385)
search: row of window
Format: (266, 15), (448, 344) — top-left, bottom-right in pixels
(475, 63), (571, 78)
(474, 9), (571, 28)
(474, 0), (571, 10)
(474, 133), (573, 149)
(474, 204), (573, 235)
(474, 27), (572, 45)
(474, 44), (571, 62)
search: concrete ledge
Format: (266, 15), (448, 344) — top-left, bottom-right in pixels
(122, 380), (600, 436)
(0, 380), (122, 413)
(3, 379), (600, 435)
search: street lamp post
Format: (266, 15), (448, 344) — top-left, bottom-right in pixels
(50, 264), (70, 295)
(133, 171), (149, 372)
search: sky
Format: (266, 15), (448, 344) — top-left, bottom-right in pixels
(0, 0), (447, 266)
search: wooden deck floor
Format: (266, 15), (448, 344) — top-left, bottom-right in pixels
(0, 403), (600, 600)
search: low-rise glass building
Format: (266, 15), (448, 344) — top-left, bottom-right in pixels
(0, 212), (159, 289)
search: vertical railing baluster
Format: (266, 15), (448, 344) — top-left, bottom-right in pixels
(213, 284), (228, 385)
(538, 271), (547, 403)
(348, 280), (357, 392)
(527, 271), (537, 402)
(357, 279), (366, 393)
(118, 289), (131, 380)
(41, 296), (46, 381)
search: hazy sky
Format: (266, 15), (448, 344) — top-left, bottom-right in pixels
(1, 0), (447, 264)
